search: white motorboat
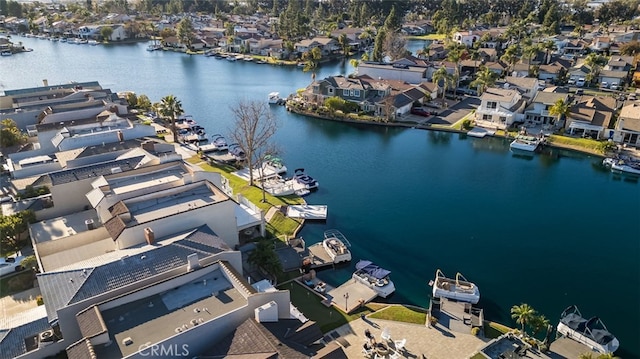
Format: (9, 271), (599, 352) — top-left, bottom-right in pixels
(557, 305), (619, 354)
(262, 155), (287, 175)
(88, 40), (99, 46)
(322, 229), (351, 264)
(293, 168), (318, 190)
(430, 269), (480, 304)
(510, 135), (543, 152)
(147, 43), (162, 51)
(211, 134), (229, 151)
(226, 55), (237, 62)
(262, 176), (296, 196)
(602, 158), (616, 167)
(352, 260), (395, 298)
(610, 160), (640, 175)
(268, 92), (281, 104)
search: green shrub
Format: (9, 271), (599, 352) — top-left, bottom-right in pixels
(471, 327), (480, 336)
(462, 119), (473, 130)
(36, 295), (44, 306)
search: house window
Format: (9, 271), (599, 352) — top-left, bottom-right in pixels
(499, 116), (507, 123)
(487, 101), (497, 109)
(354, 90), (361, 97)
(343, 89), (349, 96)
(482, 114), (492, 121)
(350, 89), (355, 97)
(328, 88), (333, 94)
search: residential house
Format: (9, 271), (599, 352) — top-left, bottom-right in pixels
(612, 31), (640, 43)
(524, 92), (570, 128)
(498, 76), (539, 102)
(453, 30), (481, 47)
(604, 55), (633, 72)
(565, 96), (616, 139)
(418, 82), (439, 100)
(511, 63), (531, 78)
(563, 39), (586, 55)
(162, 36), (185, 50)
(475, 88), (526, 129)
(484, 61), (507, 77)
(568, 65), (591, 83)
(538, 61), (568, 83)
(249, 38), (284, 57)
(357, 62), (428, 84)
(478, 48), (498, 62)
(598, 70), (628, 88)
(330, 27), (369, 51)
(294, 37), (339, 57)
(612, 103), (640, 146)
(590, 36), (611, 52)
(427, 43), (447, 61)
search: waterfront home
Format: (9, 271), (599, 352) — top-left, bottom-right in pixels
(330, 27), (370, 51)
(77, 24), (127, 41)
(474, 87), (526, 129)
(0, 81), (116, 129)
(498, 76), (539, 102)
(357, 62), (428, 84)
(452, 30), (481, 47)
(248, 38), (284, 57)
(565, 96), (616, 139)
(294, 37), (340, 57)
(477, 333), (551, 359)
(302, 75), (390, 108)
(524, 92), (570, 128)
(612, 103), (640, 146)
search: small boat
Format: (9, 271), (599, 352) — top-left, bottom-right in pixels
(602, 158), (616, 167)
(243, 56), (253, 62)
(352, 260), (395, 298)
(147, 43), (162, 51)
(60, 37), (68, 42)
(262, 176), (296, 196)
(297, 62), (306, 68)
(0, 49), (12, 56)
(322, 229), (351, 264)
(88, 40), (99, 46)
(226, 55), (237, 62)
(430, 269), (480, 304)
(610, 159), (640, 176)
(256, 60), (267, 64)
(510, 134), (543, 152)
(557, 305), (619, 354)
(293, 168), (318, 190)
(262, 155), (287, 175)
(211, 134), (229, 151)
(268, 92), (281, 104)
(229, 143), (246, 161)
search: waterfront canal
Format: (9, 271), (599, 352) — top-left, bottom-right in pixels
(2, 37), (639, 357)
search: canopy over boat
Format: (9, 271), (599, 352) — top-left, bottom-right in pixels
(355, 260), (391, 279)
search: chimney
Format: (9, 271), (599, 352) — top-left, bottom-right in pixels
(117, 130), (124, 142)
(187, 253), (200, 271)
(43, 79), (48, 87)
(144, 227), (155, 245)
(85, 219), (95, 230)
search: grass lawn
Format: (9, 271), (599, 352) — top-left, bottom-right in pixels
(405, 34), (447, 41)
(0, 270), (35, 297)
(188, 156), (304, 239)
(368, 305), (427, 325)
(484, 321), (514, 339)
(547, 135), (605, 154)
(282, 281), (383, 333)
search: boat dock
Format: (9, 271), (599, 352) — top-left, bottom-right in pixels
(326, 278), (378, 314)
(286, 205), (327, 220)
(286, 238), (344, 270)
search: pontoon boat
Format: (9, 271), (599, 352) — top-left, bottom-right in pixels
(557, 305), (619, 354)
(322, 229), (351, 263)
(353, 260), (395, 298)
(430, 269), (480, 304)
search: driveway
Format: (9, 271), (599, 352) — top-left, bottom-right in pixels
(428, 97), (480, 125)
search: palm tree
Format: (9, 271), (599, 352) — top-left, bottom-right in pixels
(585, 53), (607, 86)
(349, 59), (360, 75)
(511, 303), (536, 337)
(549, 98), (571, 127)
(447, 49), (462, 91)
(158, 95), (184, 143)
(470, 66), (497, 95)
(432, 67), (454, 106)
(500, 45), (519, 76)
(247, 239), (282, 284)
(530, 314), (550, 337)
(541, 40), (557, 65)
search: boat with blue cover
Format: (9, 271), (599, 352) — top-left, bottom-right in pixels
(352, 260), (395, 298)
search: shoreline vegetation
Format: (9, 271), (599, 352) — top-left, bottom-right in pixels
(285, 101), (611, 157)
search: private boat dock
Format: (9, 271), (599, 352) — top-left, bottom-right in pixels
(286, 238), (341, 270)
(325, 279), (378, 314)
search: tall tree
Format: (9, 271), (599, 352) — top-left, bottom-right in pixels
(372, 27), (386, 62)
(1, 119), (27, 148)
(383, 5), (400, 32)
(158, 95), (184, 143)
(549, 98), (571, 126)
(338, 33), (350, 57)
(432, 67), (454, 105)
(247, 239), (282, 284)
(229, 100), (279, 186)
(100, 26), (113, 41)
(0, 210), (36, 253)
(511, 303), (536, 337)
(177, 18), (195, 49)
(470, 66), (497, 95)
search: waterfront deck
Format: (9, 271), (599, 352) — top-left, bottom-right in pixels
(326, 279), (378, 314)
(286, 205), (327, 219)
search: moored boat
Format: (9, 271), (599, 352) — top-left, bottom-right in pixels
(610, 159), (640, 176)
(430, 269), (480, 304)
(268, 92), (281, 104)
(229, 143), (246, 161)
(322, 229), (351, 264)
(147, 43), (162, 51)
(352, 260), (395, 298)
(557, 305), (619, 354)
(510, 135), (543, 152)
(211, 134), (229, 151)
(293, 168), (318, 190)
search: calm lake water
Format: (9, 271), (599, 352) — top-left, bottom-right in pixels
(2, 37), (639, 357)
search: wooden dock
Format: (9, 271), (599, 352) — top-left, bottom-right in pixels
(306, 243), (334, 269)
(326, 279), (378, 314)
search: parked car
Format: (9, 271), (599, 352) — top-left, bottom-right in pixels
(601, 81), (609, 89)
(576, 78), (586, 87)
(0, 255), (26, 277)
(567, 79), (576, 85)
(410, 107), (431, 117)
(610, 83), (620, 91)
